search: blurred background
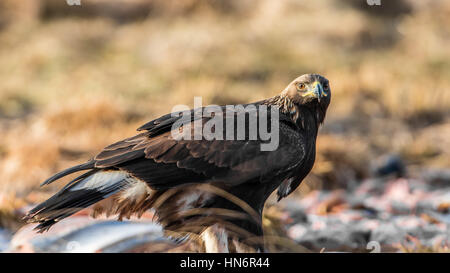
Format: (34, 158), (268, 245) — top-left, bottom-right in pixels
(0, 0), (449, 252)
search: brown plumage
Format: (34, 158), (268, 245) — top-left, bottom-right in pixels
(25, 73), (331, 251)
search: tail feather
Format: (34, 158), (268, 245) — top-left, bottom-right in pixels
(26, 171), (130, 232)
(40, 161), (96, 186)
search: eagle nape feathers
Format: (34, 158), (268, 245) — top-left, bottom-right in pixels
(25, 73), (331, 252)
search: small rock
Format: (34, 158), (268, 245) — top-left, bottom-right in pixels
(373, 155), (406, 178)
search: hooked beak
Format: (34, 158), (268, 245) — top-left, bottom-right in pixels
(303, 81), (325, 101)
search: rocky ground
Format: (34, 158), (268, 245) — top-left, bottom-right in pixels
(282, 175), (450, 252)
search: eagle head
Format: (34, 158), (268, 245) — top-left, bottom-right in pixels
(282, 74), (330, 106)
(280, 73), (331, 124)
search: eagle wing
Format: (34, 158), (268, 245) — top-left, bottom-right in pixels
(93, 106), (306, 189)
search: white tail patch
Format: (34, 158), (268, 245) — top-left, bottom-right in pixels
(70, 171), (129, 192)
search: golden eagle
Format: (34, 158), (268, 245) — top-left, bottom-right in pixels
(25, 73), (331, 251)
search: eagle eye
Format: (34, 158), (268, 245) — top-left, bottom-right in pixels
(296, 83), (306, 90)
(323, 82), (329, 89)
